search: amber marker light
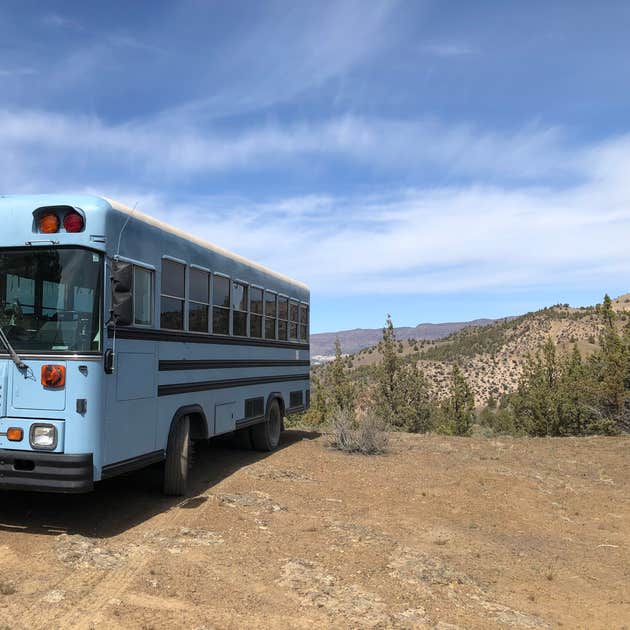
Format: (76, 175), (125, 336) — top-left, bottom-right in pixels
(39, 212), (60, 234)
(41, 364), (66, 388)
(7, 428), (23, 442)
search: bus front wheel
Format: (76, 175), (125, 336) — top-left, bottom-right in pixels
(163, 415), (190, 496)
(251, 399), (282, 451)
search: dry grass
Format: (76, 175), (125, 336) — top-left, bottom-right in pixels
(327, 408), (389, 455)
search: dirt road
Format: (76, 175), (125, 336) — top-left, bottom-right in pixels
(0, 431), (628, 629)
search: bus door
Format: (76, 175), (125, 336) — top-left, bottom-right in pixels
(104, 340), (158, 465)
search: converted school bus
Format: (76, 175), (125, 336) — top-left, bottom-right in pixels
(0, 195), (310, 495)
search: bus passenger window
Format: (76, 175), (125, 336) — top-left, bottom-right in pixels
(160, 259), (185, 330)
(264, 291), (277, 339)
(134, 266), (153, 326)
(289, 300), (299, 340)
(212, 275), (230, 334)
(250, 287), (263, 338)
(278, 296), (288, 341)
(232, 281), (248, 336)
(299, 304), (308, 341)
(189, 267), (209, 333)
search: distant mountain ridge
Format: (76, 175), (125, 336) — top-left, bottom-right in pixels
(310, 319), (496, 356)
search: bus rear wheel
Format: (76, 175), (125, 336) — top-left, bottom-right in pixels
(251, 399), (282, 451)
(163, 415), (190, 496)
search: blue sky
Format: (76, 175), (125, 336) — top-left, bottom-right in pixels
(2, 1), (630, 333)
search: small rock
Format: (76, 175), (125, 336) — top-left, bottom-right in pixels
(0, 579), (17, 595)
(43, 589), (65, 603)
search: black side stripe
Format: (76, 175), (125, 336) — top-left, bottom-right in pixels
(108, 326), (309, 350)
(235, 414), (266, 429)
(101, 450), (165, 479)
(158, 373), (310, 397)
(159, 359), (310, 371)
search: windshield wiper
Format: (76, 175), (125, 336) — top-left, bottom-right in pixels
(0, 325), (27, 370)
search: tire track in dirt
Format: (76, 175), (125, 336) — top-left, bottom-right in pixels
(27, 494), (213, 630)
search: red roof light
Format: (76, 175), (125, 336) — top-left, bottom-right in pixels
(63, 210), (84, 233)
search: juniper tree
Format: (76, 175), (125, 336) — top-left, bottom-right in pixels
(440, 364), (474, 435)
(329, 338), (355, 412)
(593, 294), (626, 419)
(374, 315), (434, 432)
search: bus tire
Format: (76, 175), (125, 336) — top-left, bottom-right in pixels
(251, 399), (282, 452)
(163, 415), (190, 496)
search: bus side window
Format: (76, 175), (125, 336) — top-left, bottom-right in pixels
(232, 281), (248, 337)
(189, 267), (209, 333)
(278, 296), (288, 341)
(160, 259), (185, 330)
(250, 287), (263, 338)
(299, 304), (308, 341)
(289, 300), (299, 340)
(264, 291), (277, 339)
(133, 266), (153, 326)
(212, 275), (230, 335)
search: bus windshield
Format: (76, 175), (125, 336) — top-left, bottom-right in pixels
(0, 248), (103, 353)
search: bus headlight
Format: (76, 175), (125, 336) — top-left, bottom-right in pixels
(29, 424), (57, 450)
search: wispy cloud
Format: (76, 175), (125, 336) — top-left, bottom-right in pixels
(421, 43), (475, 57)
(145, 166), (630, 297)
(0, 108), (578, 186)
(159, 0), (400, 118)
(0, 67), (37, 77)
(1, 103), (629, 299)
(41, 13), (82, 30)
(0, 107), (618, 300)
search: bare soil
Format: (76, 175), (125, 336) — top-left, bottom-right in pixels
(0, 431), (628, 629)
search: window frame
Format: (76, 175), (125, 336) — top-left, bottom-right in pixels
(289, 298), (299, 341)
(264, 290), (278, 340)
(132, 264), (154, 328)
(299, 302), (309, 342)
(249, 284), (264, 339)
(160, 256), (187, 331)
(277, 294), (289, 341)
(212, 272), (231, 335)
(232, 279), (249, 337)
(188, 264), (211, 334)
(112, 255), (155, 329)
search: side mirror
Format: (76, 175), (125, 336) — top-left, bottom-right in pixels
(110, 259), (133, 326)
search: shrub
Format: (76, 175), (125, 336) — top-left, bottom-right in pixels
(478, 405), (519, 435)
(327, 408), (389, 455)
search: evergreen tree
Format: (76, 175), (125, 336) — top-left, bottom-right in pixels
(509, 338), (561, 436)
(308, 373), (329, 426)
(329, 338), (355, 412)
(374, 315), (434, 432)
(593, 294), (626, 418)
(440, 364), (474, 435)
(377, 315), (399, 416)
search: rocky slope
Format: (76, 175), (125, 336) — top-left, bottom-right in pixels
(346, 294), (630, 406)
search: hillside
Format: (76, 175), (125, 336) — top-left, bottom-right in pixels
(311, 318), (496, 357)
(344, 294), (630, 406)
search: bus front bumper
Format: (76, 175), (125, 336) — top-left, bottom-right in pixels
(0, 451), (93, 493)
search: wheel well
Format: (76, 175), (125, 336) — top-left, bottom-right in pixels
(171, 405), (209, 441)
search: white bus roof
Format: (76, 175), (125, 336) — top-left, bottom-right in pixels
(103, 197), (308, 291)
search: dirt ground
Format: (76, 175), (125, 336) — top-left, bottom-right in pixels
(0, 431), (628, 629)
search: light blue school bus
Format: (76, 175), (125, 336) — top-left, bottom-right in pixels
(0, 195), (310, 495)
